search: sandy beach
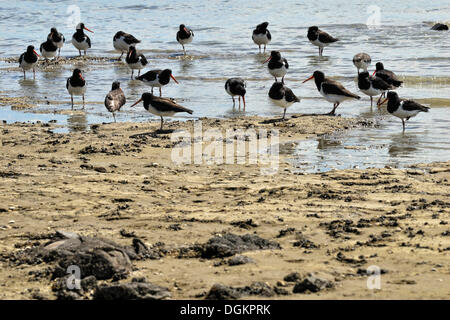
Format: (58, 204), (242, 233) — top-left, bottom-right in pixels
(0, 115), (448, 299)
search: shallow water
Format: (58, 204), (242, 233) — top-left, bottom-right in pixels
(0, 0), (449, 171)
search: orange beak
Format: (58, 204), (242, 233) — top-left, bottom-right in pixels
(380, 97), (388, 105)
(302, 75), (314, 83)
(79, 73), (84, 81)
(372, 70), (377, 77)
(128, 50), (132, 59)
(263, 56), (271, 64)
(84, 26), (94, 33)
(184, 27), (189, 33)
(170, 74), (179, 84)
(33, 50), (40, 57)
(242, 95), (246, 109)
(130, 99), (142, 108)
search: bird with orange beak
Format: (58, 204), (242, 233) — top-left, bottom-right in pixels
(136, 69), (179, 96)
(126, 46), (148, 79)
(66, 68), (87, 109)
(176, 24), (194, 55)
(380, 91), (429, 131)
(19, 45), (40, 79)
(72, 22), (93, 56)
(130, 93), (193, 131)
(303, 70), (360, 115)
(264, 51), (289, 83)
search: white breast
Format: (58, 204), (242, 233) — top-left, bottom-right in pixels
(252, 33), (270, 45)
(72, 37), (90, 50)
(20, 60), (36, 71)
(269, 65), (287, 78)
(392, 101), (420, 119)
(67, 82), (86, 96)
(41, 48), (57, 59)
(178, 35), (193, 45)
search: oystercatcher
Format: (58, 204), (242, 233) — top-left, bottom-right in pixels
(105, 81), (126, 122)
(66, 68), (86, 109)
(113, 31), (141, 60)
(136, 69), (178, 96)
(176, 24), (194, 55)
(358, 71), (393, 107)
(130, 92), (193, 131)
(19, 45), (39, 79)
(263, 51), (289, 83)
(252, 22), (271, 53)
(71, 23), (93, 56)
(373, 62), (403, 88)
(431, 23), (448, 31)
(225, 78), (246, 111)
(40, 38), (58, 61)
(268, 82), (300, 119)
(307, 26), (338, 57)
(380, 92), (429, 131)
(303, 70), (360, 115)
(353, 52), (371, 74)
(125, 46), (148, 79)
(47, 27), (65, 57)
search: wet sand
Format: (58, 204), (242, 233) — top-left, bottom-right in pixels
(0, 115), (449, 299)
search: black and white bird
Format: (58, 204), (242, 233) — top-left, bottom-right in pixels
(130, 92), (193, 131)
(307, 26), (339, 57)
(19, 45), (39, 79)
(47, 27), (65, 57)
(125, 46), (148, 79)
(136, 69), (179, 96)
(373, 62), (403, 88)
(66, 68), (86, 109)
(252, 22), (271, 53)
(380, 91), (429, 131)
(353, 52), (371, 74)
(225, 78), (246, 111)
(39, 38), (58, 61)
(268, 82), (300, 119)
(113, 31), (141, 60)
(263, 51), (289, 83)
(104, 81), (126, 122)
(71, 23), (93, 56)
(358, 72), (393, 107)
(176, 24), (194, 55)
(303, 70), (360, 115)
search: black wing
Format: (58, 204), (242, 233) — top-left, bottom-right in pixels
(323, 79), (360, 99)
(318, 31), (338, 43)
(19, 53), (24, 64)
(66, 77), (70, 90)
(152, 97), (193, 114)
(266, 30), (272, 41)
(283, 58), (289, 69)
(124, 33), (140, 44)
(86, 36), (91, 48)
(285, 87), (299, 103)
(371, 76), (393, 91)
(402, 100), (429, 112)
(137, 70), (160, 81)
(139, 54), (148, 66)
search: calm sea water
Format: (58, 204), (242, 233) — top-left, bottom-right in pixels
(0, 0), (449, 171)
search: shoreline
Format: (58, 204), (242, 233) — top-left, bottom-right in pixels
(0, 116), (449, 299)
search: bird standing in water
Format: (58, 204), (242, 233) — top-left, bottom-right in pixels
(19, 45), (39, 79)
(176, 24), (194, 55)
(125, 46), (148, 79)
(380, 92), (429, 131)
(268, 82), (300, 119)
(303, 70), (360, 115)
(130, 93), (193, 131)
(71, 23), (93, 56)
(264, 51), (289, 83)
(47, 27), (65, 58)
(66, 68), (87, 109)
(252, 22), (271, 53)
(105, 81), (126, 122)
(113, 31), (141, 60)
(307, 26), (338, 57)
(225, 78), (246, 111)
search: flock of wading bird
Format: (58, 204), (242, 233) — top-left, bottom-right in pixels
(17, 21), (447, 131)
